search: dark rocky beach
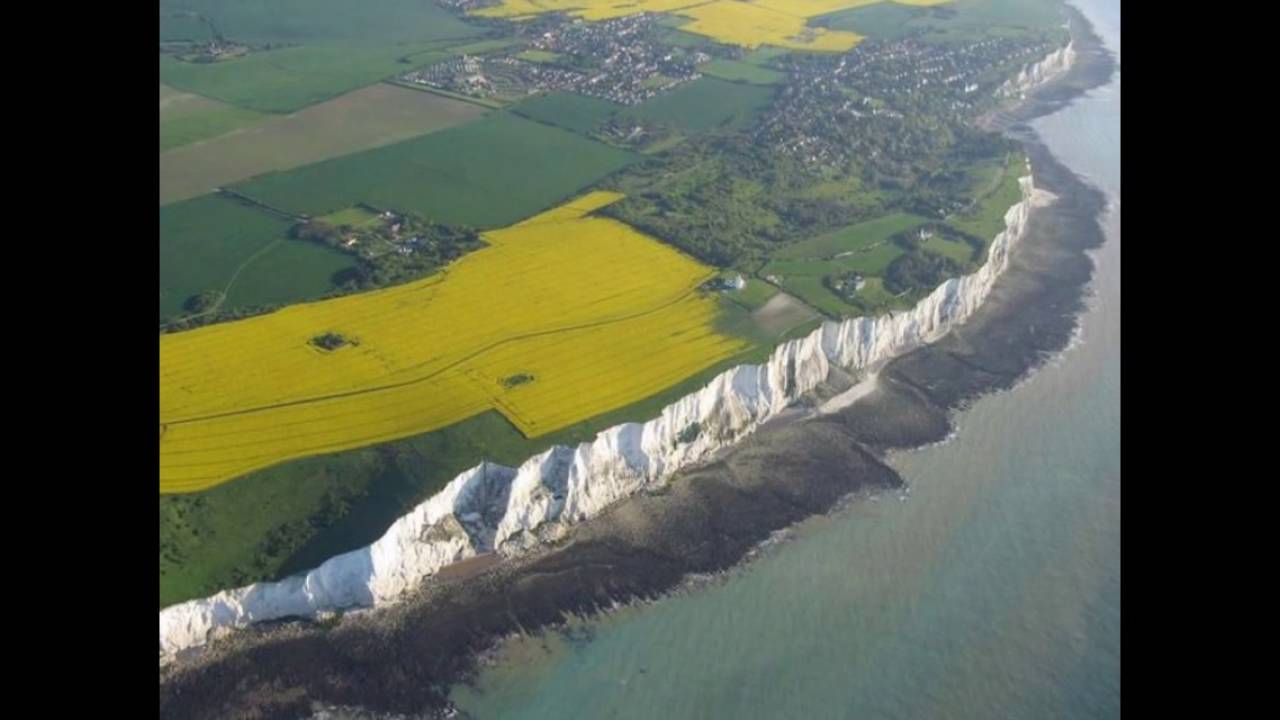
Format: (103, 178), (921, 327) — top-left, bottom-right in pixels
(159, 8), (1117, 719)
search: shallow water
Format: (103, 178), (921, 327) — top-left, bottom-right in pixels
(450, 2), (1120, 717)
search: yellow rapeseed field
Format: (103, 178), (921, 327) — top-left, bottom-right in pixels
(470, 1), (951, 52)
(159, 192), (750, 493)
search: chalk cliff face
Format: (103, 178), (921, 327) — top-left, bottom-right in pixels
(159, 169), (1054, 660)
(1001, 40), (1077, 99)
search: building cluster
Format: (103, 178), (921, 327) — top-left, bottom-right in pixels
(400, 13), (708, 105)
(524, 14), (709, 104)
(755, 35), (1052, 170)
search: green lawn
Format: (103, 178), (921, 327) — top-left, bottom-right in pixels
(231, 112), (638, 228)
(512, 92), (622, 135)
(159, 194), (352, 322)
(775, 212), (930, 259)
(620, 77), (775, 133)
(699, 59), (785, 85)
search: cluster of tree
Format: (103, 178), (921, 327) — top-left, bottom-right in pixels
(309, 332), (354, 351)
(603, 135), (888, 269)
(500, 373), (535, 389)
(823, 270), (867, 305)
(183, 289), (224, 314)
(162, 300), (284, 334)
(883, 250), (965, 296)
(294, 212), (485, 292)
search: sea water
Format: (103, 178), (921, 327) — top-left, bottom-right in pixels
(450, 2), (1120, 717)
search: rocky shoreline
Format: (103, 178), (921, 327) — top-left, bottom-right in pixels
(159, 7), (1117, 718)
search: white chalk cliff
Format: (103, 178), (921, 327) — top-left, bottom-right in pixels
(160, 170), (1056, 660)
(160, 41), (1077, 660)
(1000, 39), (1077, 99)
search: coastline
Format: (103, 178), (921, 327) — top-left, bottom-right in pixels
(160, 7), (1118, 717)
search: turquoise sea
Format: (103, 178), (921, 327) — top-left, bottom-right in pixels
(451, 2), (1120, 717)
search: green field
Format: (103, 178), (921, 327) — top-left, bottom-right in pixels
(775, 212), (931, 260)
(818, 0), (1067, 45)
(516, 50), (564, 64)
(620, 77), (775, 133)
(732, 278), (781, 311)
(817, 1), (929, 40)
(741, 46), (792, 66)
(320, 206), (383, 229)
(658, 25), (719, 48)
(159, 194), (353, 322)
(699, 59), (785, 85)
(161, 42), (484, 114)
(222, 239), (355, 310)
(946, 153), (1026, 251)
(160, 83), (267, 152)
(161, 83), (489, 205)
(158, 0), (482, 45)
(923, 234), (976, 265)
(512, 92), (622, 135)
(761, 211), (943, 318)
(160, 12), (216, 42)
(231, 112), (638, 228)
(158, 309), (821, 608)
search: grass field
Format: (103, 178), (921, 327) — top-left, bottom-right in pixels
(699, 59), (786, 85)
(159, 195), (354, 322)
(160, 192), (750, 492)
(160, 12), (216, 42)
(159, 0), (483, 45)
(161, 45), (438, 114)
(320, 206), (382, 229)
(775, 212), (930, 259)
(923, 234), (976, 264)
(819, 0), (1066, 45)
(760, 211), (942, 317)
(817, 1), (930, 39)
(946, 153), (1027, 251)
(221, 241), (355, 311)
(231, 113), (637, 228)
(512, 92), (622, 135)
(158, 36), (516, 115)
(516, 50), (564, 63)
(160, 83), (267, 152)
(741, 46), (793, 65)
(731, 278), (781, 311)
(160, 83), (488, 205)
(619, 77), (775, 133)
